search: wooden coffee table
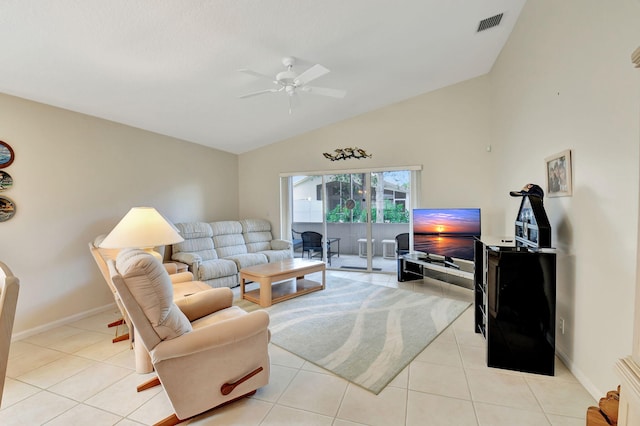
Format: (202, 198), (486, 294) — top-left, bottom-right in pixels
(240, 258), (325, 307)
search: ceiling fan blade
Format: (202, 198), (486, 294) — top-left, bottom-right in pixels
(238, 88), (279, 99)
(294, 64), (330, 86)
(302, 86), (346, 98)
(238, 68), (275, 82)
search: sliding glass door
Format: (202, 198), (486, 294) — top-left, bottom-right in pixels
(286, 167), (417, 273)
(324, 173), (369, 270)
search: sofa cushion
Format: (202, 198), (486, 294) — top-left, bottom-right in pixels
(240, 218), (271, 233)
(243, 231), (273, 253)
(175, 222), (213, 239)
(241, 219), (279, 253)
(212, 233), (248, 258)
(116, 249), (192, 341)
(225, 253), (268, 270)
(209, 221), (249, 258)
(258, 250), (292, 263)
(172, 223), (218, 261)
(196, 258), (238, 281)
(209, 220), (243, 236)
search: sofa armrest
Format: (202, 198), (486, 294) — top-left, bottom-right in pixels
(172, 252), (202, 278)
(271, 239), (292, 250)
(163, 261), (189, 273)
(172, 252), (201, 267)
(174, 288), (233, 322)
(169, 271), (195, 283)
(150, 310), (269, 362)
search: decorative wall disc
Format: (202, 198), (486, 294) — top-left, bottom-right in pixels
(0, 171), (13, 191)
(0, 195), (16, 222)
(0, 141), (14, 169)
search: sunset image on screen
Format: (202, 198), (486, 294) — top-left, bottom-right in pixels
(413, 209), (481, 235)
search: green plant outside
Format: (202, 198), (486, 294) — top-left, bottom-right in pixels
(326, 200), (408, 223)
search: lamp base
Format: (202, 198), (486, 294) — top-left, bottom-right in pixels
(142, 248), (163, 263)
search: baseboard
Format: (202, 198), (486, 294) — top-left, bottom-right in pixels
(556, 345), (602, 401)
(12, 302), (118, 342)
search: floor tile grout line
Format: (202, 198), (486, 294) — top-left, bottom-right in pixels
(454, 315), (482, 426)
(331, 376), (352, 424)
(523, 373), (555, 421)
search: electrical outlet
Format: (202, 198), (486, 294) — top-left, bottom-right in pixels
(559, 318), (565, 334)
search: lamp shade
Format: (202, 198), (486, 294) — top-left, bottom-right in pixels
(99, 207), (184, 249)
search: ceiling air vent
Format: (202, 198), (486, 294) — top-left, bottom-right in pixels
(477, 13), (503, 32)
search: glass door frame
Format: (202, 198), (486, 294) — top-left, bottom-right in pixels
(280, 165), (422, 272)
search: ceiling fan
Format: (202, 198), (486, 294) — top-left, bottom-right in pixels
(238, 56), (346, 114)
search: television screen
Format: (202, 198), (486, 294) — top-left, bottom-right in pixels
(412, 208), (481, 261)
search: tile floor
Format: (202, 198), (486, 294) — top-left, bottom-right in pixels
(1, 271), (596, 425)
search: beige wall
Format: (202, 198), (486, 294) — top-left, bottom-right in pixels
(239, 75), (497, 237)
(0, 93), (239, 333)
(489, 0), (640, 397)
(239, 0), (640, 399)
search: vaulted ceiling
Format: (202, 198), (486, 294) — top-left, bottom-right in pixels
(0, 0), (526, 154)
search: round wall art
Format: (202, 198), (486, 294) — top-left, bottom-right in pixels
(0, 195), (16, 222)
(0, 171), (13, 191)
(0, 141), (14, 169)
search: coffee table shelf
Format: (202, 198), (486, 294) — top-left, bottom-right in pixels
(240, 258), (326, 307)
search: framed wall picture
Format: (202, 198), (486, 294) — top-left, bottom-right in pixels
(0, 141), (14, 169)
(0, 195), (16, 222)
(0, 171), (12, 191)
(545, 149), (572, 197)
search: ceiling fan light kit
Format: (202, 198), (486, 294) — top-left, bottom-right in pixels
(239, 56), (346, 113)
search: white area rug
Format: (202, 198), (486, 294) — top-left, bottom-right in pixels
(238, 277), (470, 394)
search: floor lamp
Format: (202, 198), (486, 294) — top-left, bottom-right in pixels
(99, 207), (184, 261)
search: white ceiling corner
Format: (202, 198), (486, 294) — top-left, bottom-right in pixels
(0, 0), (527, 154)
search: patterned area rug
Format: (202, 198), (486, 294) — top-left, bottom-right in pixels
(236, 277), (470, 394)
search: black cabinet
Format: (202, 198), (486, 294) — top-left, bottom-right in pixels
(474, 240), (556, 376)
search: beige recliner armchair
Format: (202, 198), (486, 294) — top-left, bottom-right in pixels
(90, 235), (211, 373)
(108, 248), (270, 426)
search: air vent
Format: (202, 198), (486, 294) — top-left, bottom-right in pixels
(477, 13), (503, 32)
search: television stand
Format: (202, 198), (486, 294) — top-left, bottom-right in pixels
(397, 253), (473, 289)
(444, 256), (460, 269)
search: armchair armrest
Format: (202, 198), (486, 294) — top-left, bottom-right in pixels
(163, 263), (178, 275)
(169, 271), (194, 283)
(174, 288), (233, 322)
(150, 310), (269, 363)
(271, 239), (292, 250)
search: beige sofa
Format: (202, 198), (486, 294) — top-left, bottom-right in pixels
(170, 219), (292, 288)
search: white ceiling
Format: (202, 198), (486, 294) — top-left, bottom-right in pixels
(0, 0), (526, 154)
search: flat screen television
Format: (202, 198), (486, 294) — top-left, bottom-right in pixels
(412, 208), (481, 262)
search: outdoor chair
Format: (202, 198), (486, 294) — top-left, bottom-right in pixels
(396, 233), (410, 257)
(291, 229), (303, 256)
(301, 231), (334, 265)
